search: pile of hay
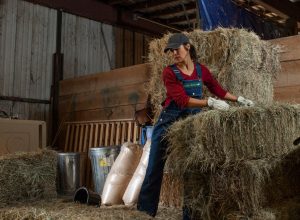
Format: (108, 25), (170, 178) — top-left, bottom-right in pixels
(147, 28), (281, 116)
(166, 104), (300, 173)
(0, 150), (57, 207)
(164, 104), (300, 219)
(0, 200), (182, 220)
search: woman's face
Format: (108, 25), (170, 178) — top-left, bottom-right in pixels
(170, 44), (190, 63)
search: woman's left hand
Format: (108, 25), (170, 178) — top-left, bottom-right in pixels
(237, 96), (254, 107)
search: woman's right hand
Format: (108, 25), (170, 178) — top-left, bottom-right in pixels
(207, 97), (230, 110)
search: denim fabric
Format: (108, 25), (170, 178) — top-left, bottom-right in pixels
(137, 101), (201, 218)
(171, 63), (203, 99)
(137, 63), (203, 219)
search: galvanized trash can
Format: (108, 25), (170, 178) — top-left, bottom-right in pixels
(89, 146), (120, 195)
(57, 152), (80, 196)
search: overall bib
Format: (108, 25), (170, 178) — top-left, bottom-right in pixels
(137, 63), (203, 219)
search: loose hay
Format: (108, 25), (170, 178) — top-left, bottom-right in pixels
(0, 150), (57, 207)
(147, 28), (281, 116)
(166, 104), (300, 174)
(0, 199), (182, 220)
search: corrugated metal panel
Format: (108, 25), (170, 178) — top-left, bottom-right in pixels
(0, 0), (57, 121)
(62, 13), (115, 79)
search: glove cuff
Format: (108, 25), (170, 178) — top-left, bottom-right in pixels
(207, 97), (214, 107)
(237, 96), (244, 103)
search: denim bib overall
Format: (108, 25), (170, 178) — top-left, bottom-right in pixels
(137, 63), (203, 218)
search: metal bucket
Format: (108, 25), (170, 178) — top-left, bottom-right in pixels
(89, 146), (120, 195)
(57, 152), (80, 195)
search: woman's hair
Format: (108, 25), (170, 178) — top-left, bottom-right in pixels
(184, 43), (198, 62)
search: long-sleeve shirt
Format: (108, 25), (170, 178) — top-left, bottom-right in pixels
(162, 63), (227, 108)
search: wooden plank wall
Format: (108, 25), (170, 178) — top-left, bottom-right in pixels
(271, 35), (300, 103)
(61, 13), (115, 79)
(0, 0), (56, 121)
(114, 27), (152, 68)
(58, 63), (151, 123)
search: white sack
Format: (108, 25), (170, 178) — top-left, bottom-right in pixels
(101, 142), (142, 205)
(122, 140), (151, 206)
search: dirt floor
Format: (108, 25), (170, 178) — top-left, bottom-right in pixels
(0, 199), (182, 220)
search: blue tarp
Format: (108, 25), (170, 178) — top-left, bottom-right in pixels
(198, 0), (292, 39)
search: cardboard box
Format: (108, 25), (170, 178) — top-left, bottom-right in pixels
(0, 119), (46, 155)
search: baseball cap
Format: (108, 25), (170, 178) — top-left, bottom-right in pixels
(164, 33), (190, 53)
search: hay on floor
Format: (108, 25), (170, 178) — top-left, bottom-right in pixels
(0, 150), (57, 207)
(147, 28), (281, 116)
(166, 104), (300, 174)
(0, 199), (182, 220)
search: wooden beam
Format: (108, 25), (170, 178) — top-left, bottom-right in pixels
(260, 0), (300, 22)
(132, 0), (182, 12)
(253, 0), (289, 20)
(23, 0), (177, 35)
(150, 4), (196, 19)
(23, 0), (117, 24)
(0, 96), (50, 104)
(108, 0), (127, 5)
(167, 14), (197, 25)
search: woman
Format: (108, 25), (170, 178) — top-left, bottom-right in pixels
(137, 33), (254, 219)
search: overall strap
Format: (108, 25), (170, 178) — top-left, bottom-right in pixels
(170, 64), (184, 82)
(195, 63), (202, 79)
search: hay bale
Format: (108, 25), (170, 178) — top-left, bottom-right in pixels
(0, 200), (182, 220)
(190, 159), (276, 218)
(159, 172), (183, 208)
(226, 210), (276, 220)
(147, 28), (281, 115)
(183, 155), (300, 219)
(0, 150), (57, 207)
(269, 197), (300, 220)
(166, 104), (300, 174)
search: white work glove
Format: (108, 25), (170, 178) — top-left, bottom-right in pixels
(237, 96), (254, 107)
(207, 97), (230, 110)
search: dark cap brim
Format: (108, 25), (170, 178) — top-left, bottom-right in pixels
(164, 42), (182, 53)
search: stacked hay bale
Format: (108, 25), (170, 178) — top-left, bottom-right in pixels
(166, 105), (300, 219)
(147, 28), (280, 117)
(0, 150), (57, 208)
(147, 28), (300, 219)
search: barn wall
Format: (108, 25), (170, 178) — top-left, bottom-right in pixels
(58, 63), (150, 123)
(61, 13), (115, 79)
(271, 35), (300, 103)
(114, 26), (151, 68)
(0, 0), (57, 121)
(0, 0), (119, 122)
